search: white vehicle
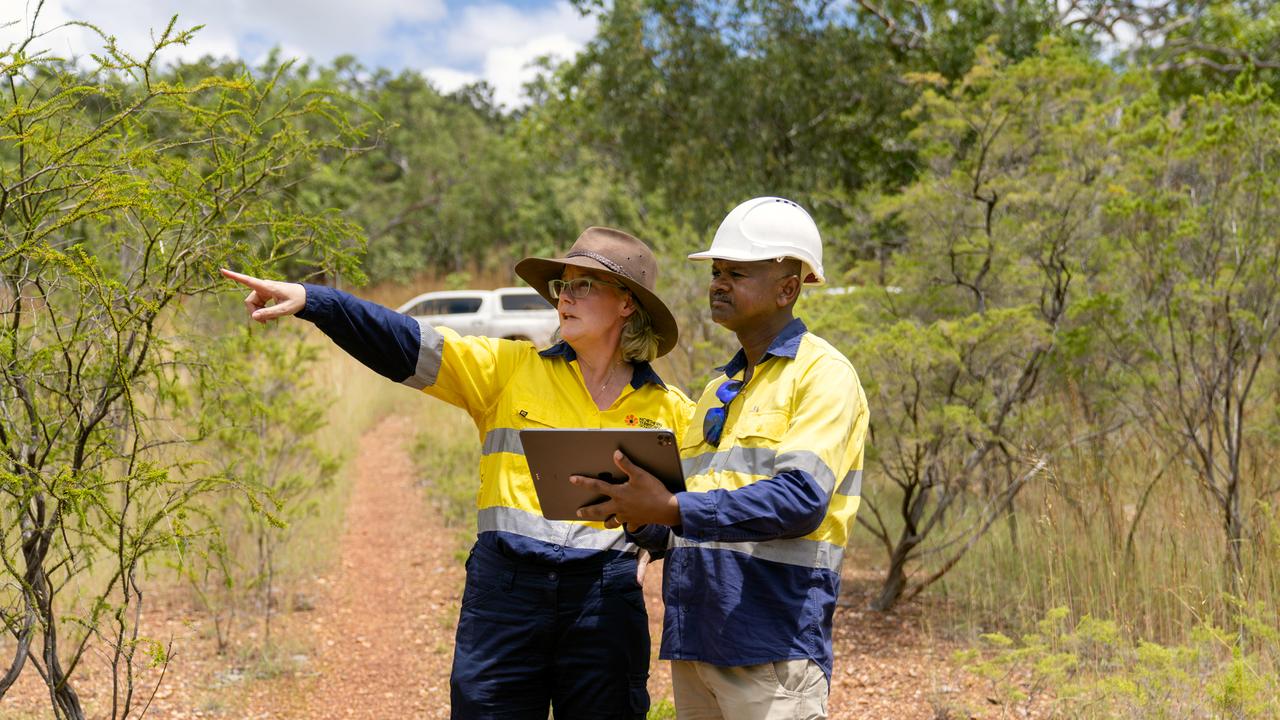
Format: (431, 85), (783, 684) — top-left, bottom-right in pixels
(395, 286), (559, 346)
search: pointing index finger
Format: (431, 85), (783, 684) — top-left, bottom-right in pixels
(220, 268), (271, 293)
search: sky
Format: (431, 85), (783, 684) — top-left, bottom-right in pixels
(2, 0), (600, 108)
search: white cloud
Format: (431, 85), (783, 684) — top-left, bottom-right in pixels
(428, 2), (595, 108)
(444, 2), (594, 63)
(4, 0), (446, 65)
(1, 0), (595, 108)
(424, 66), (480, 94)
(483, 32), (583, 108)
(224, 0), (447, 61)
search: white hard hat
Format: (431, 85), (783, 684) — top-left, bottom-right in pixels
(688, 196), (825, 285)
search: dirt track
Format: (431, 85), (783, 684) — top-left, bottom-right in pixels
(238, 413), (464, 718)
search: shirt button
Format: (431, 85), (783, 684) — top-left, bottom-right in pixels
(548, 571), (558, 581)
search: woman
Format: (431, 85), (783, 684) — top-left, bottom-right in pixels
(221, 227), (692, 719)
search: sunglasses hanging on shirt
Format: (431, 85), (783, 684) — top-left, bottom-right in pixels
(701, 378), (744, 446)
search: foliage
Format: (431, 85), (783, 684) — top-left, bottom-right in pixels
(0, 10), (366, 717)
(646, 698), (677, 720)
(1098, 74), (1280, 595)
(324, 62), (577, 282)
(809, 26), (1280, 622)
(536, 0), (921, 241)
(807, 38), (1125, 610)
(412, 402), (481, 561)
(1074, 0), (1280, 98)
(183, 319), (340, 654)
(958, 605), (1280, 718)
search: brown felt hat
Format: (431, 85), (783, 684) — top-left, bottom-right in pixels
(515, 227), (679, 357)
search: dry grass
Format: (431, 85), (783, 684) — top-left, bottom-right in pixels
(848, 431), (1280, 651)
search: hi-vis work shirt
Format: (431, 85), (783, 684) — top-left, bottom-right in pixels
(630, 318), (868, 678)
(298, 285), (693, 564)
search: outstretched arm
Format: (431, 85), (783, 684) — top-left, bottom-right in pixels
(220, 269), (519, 419)
(220, 268), (424, 383)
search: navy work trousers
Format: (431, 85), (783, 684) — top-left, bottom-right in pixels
(449, 541), (650, 719)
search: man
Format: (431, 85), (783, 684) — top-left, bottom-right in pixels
(574, 197), (869, 719)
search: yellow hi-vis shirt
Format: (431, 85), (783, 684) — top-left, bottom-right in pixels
(416, 328), (693, 562)
(297, 284), (693, 564)
(631, 317), (868, 677)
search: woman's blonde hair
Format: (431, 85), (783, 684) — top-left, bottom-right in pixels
(619, 302), (661, 363)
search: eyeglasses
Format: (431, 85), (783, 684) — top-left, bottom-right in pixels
(701, 378), (743, 446)
(549, 277), (628, 300)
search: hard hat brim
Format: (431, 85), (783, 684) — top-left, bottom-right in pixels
(686, 249), (826, 285)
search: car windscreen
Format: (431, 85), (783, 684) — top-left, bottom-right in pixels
(500, 293), (553, 311)
(442, 298), (483, 314)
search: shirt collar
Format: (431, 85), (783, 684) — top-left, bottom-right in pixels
(715, 317), (808, 378)
(539, 341), (668, 390)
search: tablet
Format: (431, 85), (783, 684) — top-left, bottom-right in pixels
(520, 428), (686, 521)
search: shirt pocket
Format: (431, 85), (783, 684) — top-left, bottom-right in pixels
(509, 393), (569, 429)
(680, 411), (790, 485)
(732, 410), (789, 445)
(681, 403), (789, 452)
(724, 410), (789, 480)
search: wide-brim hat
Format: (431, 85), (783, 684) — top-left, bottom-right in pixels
(515, 227), (679, 357)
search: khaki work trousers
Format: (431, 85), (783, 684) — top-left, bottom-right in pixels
(670, 658), (828, 720)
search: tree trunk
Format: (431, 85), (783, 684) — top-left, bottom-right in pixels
(1225, 475), (1248, 648)
(871, 532), (919, 612)
(46, 645), (84, 720)
(20, 494), (85, 719)
(0, 611), (33, 696)
(33, 563), (85, 719)
(1225, 478), (1244, 599)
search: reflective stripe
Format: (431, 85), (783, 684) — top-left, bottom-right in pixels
(776, 450), (836, 495)
(836, 469), (862, 497)
(482, 428), (524, 456)
(671, 535), (845, 572)
(682, 447), (835, 494)
(404, 321), (445, 390)
(682, 447), (777, 480)
(477, 505), (634, 552)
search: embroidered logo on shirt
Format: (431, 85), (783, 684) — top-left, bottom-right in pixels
(625, 414), (662, 429)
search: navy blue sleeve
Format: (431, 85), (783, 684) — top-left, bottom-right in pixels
(296, 284), (423, 383)
(625, 523), (671, 558)
(675, 470), (827, 543)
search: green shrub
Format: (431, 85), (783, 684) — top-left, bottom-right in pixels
(961, 605), (1280, 718)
